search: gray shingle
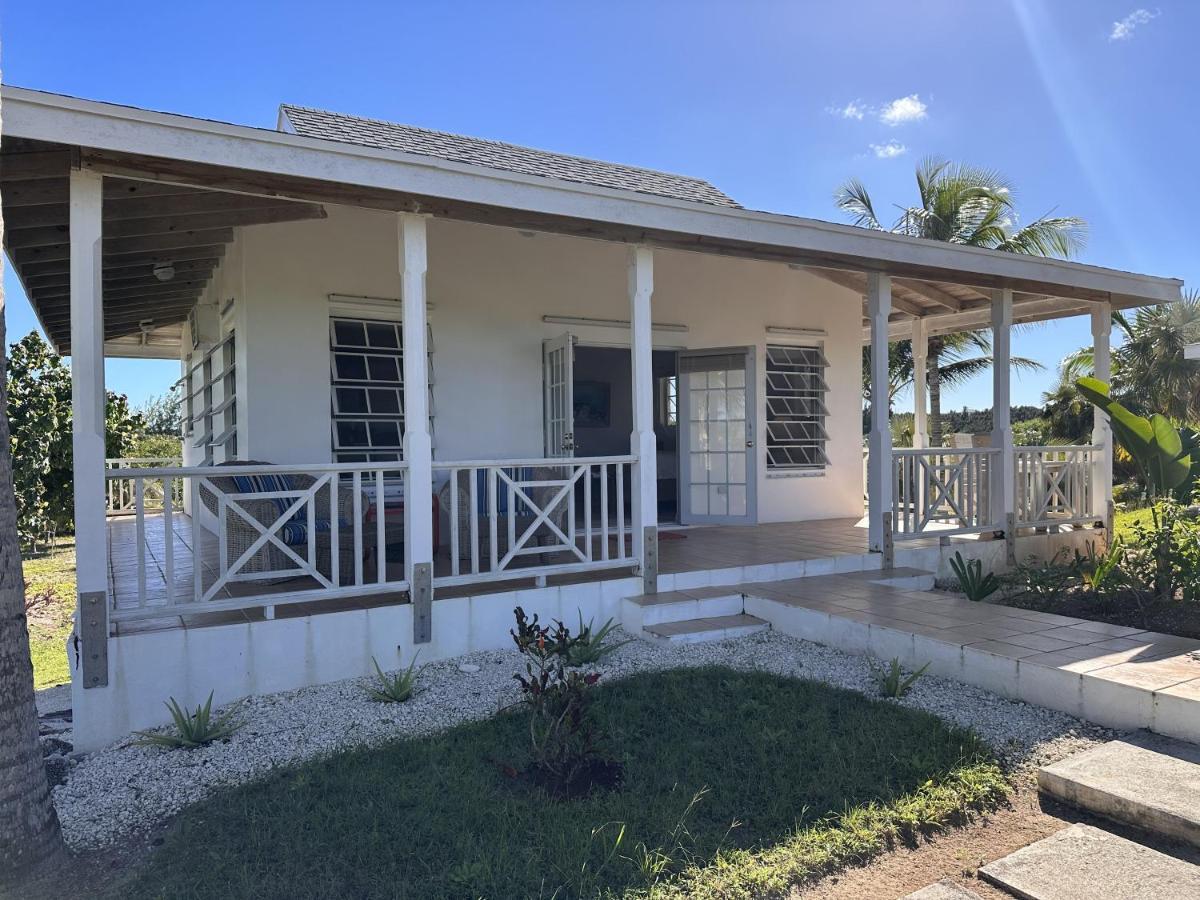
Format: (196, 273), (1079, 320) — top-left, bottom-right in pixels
(279, 104), (740, 208)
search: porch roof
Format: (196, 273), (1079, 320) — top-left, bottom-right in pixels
(1, 85), (1184, 357)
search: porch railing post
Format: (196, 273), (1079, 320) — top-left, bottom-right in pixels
(628, 246), (658, 592)
(400, 213), (434, 642)
(70, 169), (110, 688)
(867, 273), (893, 552)
(1091, 302), (1113, 525)
(991, 288), (1016, 557)
(911, 316), (929, 449)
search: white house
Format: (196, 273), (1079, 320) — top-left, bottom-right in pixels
(0, 87), (1183, 749)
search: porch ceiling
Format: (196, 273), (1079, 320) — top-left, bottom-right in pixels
(1, 86), (1185, 356)
(1, 137), (327, 357)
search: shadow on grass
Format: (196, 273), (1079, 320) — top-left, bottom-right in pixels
(112, 666), (996, 899)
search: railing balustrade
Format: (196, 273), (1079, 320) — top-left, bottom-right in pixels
(1014, 445), (1098, 528)
(433, 455), (637, 587)
(104, 461), (410, 621)
(891, 447), (1000, 540)
(105, 457), (183, 516)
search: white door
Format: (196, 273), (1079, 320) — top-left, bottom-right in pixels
(679, 348), (756, 525)
(543, 333), (575, 457)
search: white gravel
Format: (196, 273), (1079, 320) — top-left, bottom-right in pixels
(53, 629), (1111, 850)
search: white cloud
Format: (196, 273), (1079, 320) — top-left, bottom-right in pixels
(870, 140), (907, 159)
(879, 94), (928, 126)
(1109, 8), (1159, 41)
(837, 100), (866, 120)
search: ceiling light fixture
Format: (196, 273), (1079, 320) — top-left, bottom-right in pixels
(152, 262), (176, 282)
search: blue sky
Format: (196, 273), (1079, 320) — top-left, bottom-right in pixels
(2, 0), (1193, 412)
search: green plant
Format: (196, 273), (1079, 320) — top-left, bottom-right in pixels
(565, 613), (633, 667)
(132, 692), (240, 750)
(365, 654), (423, 703)
(870, 658), (930, 699)
(1001, 549), (1082, 604)
(949, 552), (1000, 602)
(1077, 539), (1126, 593)
(510, 606), (614, 797)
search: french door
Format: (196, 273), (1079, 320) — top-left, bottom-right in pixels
(542, 333), (575, 457)
(679, 347), (756, 525)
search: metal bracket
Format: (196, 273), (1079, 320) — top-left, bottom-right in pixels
(882, 511), (895, 570)
(79, 590), (109, 689)
(642, 525), (658, 595)
(411, 562), (433, 644)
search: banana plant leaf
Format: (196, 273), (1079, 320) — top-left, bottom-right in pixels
(1075, 377), (1192, 494)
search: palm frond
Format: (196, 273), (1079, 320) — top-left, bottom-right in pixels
(835, 178), (884, 230)
(995, 215), (1087, 258)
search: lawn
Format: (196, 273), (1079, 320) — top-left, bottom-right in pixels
(23, 538), (77, 690)
(113, 667), (1003, 900)
(1114, 505), (1154, 541)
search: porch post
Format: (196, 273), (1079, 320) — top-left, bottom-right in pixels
(911, 317), (929, 449)
(70, 169), (109, 688)
(1091, 302), (1113, 526)
(867, 273), (893, 553)
(399, 213), (434, 643)
(991, 288), (1015, 555)
(628, 246), (658, 593)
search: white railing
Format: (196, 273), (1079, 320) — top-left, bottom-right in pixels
(434, 455), (637, 588)
(1015, 445), (1098, 528)
(105, 457), (182, 516)
(104, 461), (410, 622)
(891, 448), (1000, 540)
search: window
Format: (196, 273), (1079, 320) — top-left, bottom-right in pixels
(658, 375), (678, 427)
(185, 332), (237, 464)
(329, 316), (434, 462)
(765, 343), (829, 470)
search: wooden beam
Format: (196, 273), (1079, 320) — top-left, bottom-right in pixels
(9, 228), (236, 262)
(16, 247), (225, 278)
(893, 278), (965, 312)
(41, 297), (202, 326)
(24, 257), (220, 289)
(5, 193), (325, 231)
(808, 266), (928, 317)
(38, 278), (210, 301)
(0, 150), (72, 180)
(1, 178), (66, 207)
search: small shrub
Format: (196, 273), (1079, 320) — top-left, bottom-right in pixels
(949, 552), (1000, 602)
(565, 613), (633, 667)
(1077, 539), (1126, 593)
(365, 654), (423, 703)
(510, 606), (616, 797)
(133, 692), (240, 750)
(871, 658), (930, 699)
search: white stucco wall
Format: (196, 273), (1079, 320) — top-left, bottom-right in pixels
(198, 205), (866, 523)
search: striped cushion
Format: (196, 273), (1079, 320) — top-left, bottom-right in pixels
(474, 467), (535, 516)
(231, 473), (299, 521)
(278, 517), (350, 546)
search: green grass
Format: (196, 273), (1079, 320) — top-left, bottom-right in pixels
(114, 667), (1004, 900)
(23, 539), (77, 690)
(1114, 505), (1154, 541)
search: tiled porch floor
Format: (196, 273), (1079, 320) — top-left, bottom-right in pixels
(737, 570), (1200, 733)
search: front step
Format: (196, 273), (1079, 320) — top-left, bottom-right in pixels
(1038, 732), (1200, 848)
(980, 823), (1200, 898)
(642, 613), (769, 644)
(840, 566), (937, 591)
(621, 587), (744, 631)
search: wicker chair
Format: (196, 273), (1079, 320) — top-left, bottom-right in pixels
(438, 465), (573, 568)
(199, 461), (369, 584)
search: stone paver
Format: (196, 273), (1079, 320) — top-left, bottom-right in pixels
(1039, 732), (1200, 848)
(900, 879), (983, 899)
(979, 823), (1200, 899)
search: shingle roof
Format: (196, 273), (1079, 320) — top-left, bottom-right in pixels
(279, 104), (740, 209)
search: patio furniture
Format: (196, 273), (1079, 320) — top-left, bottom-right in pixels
(199, 460), (370, 584)
(439, 465), (572, 567)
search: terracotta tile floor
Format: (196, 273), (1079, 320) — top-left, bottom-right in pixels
(738, 573), (1200, 694)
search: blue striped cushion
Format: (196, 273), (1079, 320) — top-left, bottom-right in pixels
(231, 473), (298, 521)
(474, 467), (535, 516)
(278, 517), (350, 546)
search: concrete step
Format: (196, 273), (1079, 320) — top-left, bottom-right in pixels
(1038, 731), (1200, 848)
(900, 881), (983, 900)
(642, 613), (769, 644)
(979, 822), (1200, 899)
(621, 587), (743, 630)
(843, 566), (937, 591)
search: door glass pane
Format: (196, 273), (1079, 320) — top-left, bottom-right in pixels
(690, 485), (709, 515)
(728, 485), (747, 516)
(728, 453), (746, 484)
(709, 422), (728, 451)
(684, 360), (750, 521)
(690, 452), (709, 483)
(707, 453), (727, 484)
(709, 485), (728, 516)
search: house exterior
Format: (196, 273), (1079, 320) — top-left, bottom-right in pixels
(0, 87), (1183, 750)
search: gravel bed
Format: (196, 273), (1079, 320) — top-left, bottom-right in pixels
(53, 629), (1111, 850)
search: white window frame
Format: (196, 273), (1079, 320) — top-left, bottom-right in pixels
(184, 331), (237, 464)
(765, 341), (829, 473)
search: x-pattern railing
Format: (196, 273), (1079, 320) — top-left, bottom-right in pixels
(1015, 446), (1097, 528)
(892, 448), (999, 539)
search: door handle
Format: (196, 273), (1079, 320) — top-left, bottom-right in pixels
(746, 440), (754, 448)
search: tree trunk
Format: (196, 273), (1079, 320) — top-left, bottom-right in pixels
(0, 74), (65, 883)
(928, 341), (943, 448)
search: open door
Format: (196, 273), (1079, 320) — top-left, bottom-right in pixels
(679, 347), (756, 524)
(543, 332), (575, 457)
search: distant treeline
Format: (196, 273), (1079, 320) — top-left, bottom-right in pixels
(889, 405), (1043, 434)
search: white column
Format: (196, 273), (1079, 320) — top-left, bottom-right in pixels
(1091, 302), (1113, 519)
(628, 247), (658, 589)
(70, 170), (107, 601)
(399, 214), (434, 614)
(991, 288), (1015, 527)
(867, 273), (893, 552)
(911, 317), (929, 449)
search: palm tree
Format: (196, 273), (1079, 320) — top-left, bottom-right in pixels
(839, 158), (1086, 445)
(0, 82), (65, 881)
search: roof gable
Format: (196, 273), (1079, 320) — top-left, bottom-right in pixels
(278, 104), (740, 209)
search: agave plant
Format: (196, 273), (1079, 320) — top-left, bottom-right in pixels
(365, 654), (423, 703)
(871, 658), (930, 699)
(133, 692), (240, 750)
(565, 613), (633, 667)
(949, 552), (1000, 602)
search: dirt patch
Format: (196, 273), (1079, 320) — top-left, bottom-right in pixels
(794, 774), (1200, 899)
